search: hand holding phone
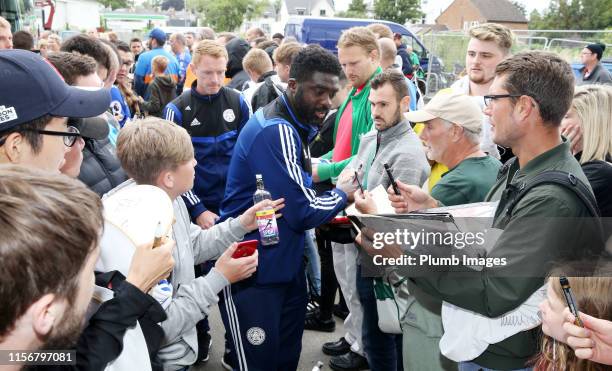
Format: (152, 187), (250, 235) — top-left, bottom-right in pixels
(232, 240), (259, 259)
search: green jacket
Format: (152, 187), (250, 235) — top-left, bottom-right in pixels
(412, 139), (602, 369)
(318, 67), (382, 182)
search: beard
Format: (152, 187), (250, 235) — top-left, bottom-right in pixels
(294, 87), (328, 125)
(468, 70), (494, 85)
(39, 304), (87, 350)
(374, 108), (403, 131)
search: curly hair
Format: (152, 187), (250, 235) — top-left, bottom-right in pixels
(290, 44), (342, 83)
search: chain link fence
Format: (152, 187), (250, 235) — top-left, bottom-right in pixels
(417, 29), (612, 99)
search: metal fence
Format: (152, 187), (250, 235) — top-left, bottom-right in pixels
(418, 29), (612, 98)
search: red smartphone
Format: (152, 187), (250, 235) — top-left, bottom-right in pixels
(330, 216), (351, 225)
(232, 240), (258, 258)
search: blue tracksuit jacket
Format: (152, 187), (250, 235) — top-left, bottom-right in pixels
(220, 94), (347, 284)
(164, 84), (250, 217)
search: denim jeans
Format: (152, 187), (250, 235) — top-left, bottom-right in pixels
(356, 265), (403, 371)
(304, 228), (321, 296)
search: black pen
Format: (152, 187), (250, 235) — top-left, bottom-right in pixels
(384, 163), (400, 195)
(354, 170), (364, 194)
(560, 276), (584, 327)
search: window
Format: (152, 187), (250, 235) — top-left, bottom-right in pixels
(296, 7), (305, 15)
(320, 9), (326, 16)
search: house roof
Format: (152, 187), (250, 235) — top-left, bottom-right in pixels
(284, 0), (334, 14)
(470, 0), (527, 23)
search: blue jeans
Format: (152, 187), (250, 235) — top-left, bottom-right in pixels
(459, 362), (532, 371)
(356, 265), (403, 371)
(304, 229), (321, 296)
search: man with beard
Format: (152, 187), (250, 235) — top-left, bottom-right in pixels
(401, 90), (501, 370)
(0, 166), (175, 371)
(0, 166), (105, 361)
(0, 49), (175, 371)
(218, 45), (358, 370)
(451, 23), (514, 161)
(349, 70), (430, 371)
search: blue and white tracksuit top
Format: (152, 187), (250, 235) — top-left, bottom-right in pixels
(163, 83), (250, 217)
(220, 94), (348, 284)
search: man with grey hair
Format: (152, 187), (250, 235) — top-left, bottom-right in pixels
(198, 27), (216, 41)
(407, 91), (501, 205)
(396, 90), (501, 369)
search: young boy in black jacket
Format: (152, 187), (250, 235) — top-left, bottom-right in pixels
(141, 56), (177, 117)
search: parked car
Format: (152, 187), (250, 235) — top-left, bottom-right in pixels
(284, 16), (441, 74)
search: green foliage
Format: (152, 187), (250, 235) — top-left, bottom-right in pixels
(529, 0), (612, 30)
(373, 0), (422, 24)
(510, 0), (527, 17)
(99, 0), (129, 10)
(188, 0), (268, 31)
(162, 0), (184, 10)
(337, 0), (367, 18)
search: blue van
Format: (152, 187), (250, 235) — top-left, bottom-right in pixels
(284, 16), (440, 73)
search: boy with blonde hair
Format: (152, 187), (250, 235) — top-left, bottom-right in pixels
(242, 48), (281, 110)
(141, 55), (177, 117)
(112, 117), (284, 370)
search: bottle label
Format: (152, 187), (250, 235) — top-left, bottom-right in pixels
(256, 209), (279, 240)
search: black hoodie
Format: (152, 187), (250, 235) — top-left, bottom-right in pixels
(142, 75), (177, 117)
(225, 38), (251, 91)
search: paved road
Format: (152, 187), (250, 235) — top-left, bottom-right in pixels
(193, 304), (348, 371)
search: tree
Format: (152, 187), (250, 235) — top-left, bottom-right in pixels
(510, 0), (527, 17)
(189, 0), (269, 32)
(99, 0), (128, 10)
(529, 0), (612, 30)
(374, 0), (422, 24)
(337, 0), (367, 18)
(162, 0), (184, 10)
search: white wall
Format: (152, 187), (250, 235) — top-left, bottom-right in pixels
(53, 0), (101, 30)
(310, 0), (334, 17)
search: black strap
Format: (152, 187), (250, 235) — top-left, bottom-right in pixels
(504, 170), (601, 218)
(496, 156), (517, 181)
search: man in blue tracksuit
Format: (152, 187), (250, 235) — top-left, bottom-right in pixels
(163, 40), (250, 227)
(163, 40), (250, 365)
(218, 45), (359, 371)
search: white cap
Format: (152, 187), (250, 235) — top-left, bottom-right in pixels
(405, 90), (483, 133)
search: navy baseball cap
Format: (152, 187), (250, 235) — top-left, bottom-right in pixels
(0, 49), (111, 133)
(149, 28), (167, 43)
